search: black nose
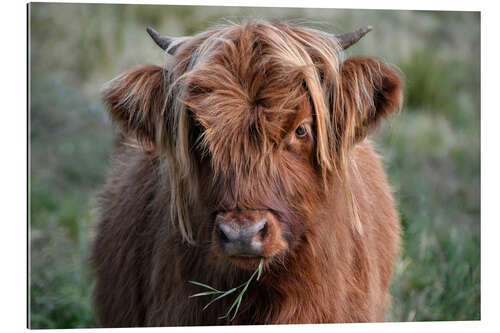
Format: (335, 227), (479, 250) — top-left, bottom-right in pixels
(216, 219), (268, 257)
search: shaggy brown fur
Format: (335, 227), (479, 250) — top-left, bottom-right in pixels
(92, 21), (403, 327)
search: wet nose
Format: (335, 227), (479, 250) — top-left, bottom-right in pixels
(216, 219), (268, 257)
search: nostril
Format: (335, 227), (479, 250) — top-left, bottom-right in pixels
(258, 221), (268, 240)
(218, 225), (229, 243)
(216, 221), (239, 243)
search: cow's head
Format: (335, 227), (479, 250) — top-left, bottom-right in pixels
(102, 22), (403, 270)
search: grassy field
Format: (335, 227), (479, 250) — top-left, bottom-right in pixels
(29, 4), (480, 328)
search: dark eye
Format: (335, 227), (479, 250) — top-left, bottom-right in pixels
(295, 125), (307, 138)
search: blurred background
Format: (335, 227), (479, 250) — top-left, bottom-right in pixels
(29, 3), (480, 328)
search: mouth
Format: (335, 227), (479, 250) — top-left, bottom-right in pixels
(226, 254), (267, 270)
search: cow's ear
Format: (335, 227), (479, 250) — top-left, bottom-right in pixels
(102, 65), (167, 150)
(339, 57), (403, 144)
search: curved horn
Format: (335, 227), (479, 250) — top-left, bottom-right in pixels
(334, 26), (373, 50)
(147, 27), (184, 55)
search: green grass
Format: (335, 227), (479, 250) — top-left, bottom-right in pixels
(190, 258), (265, 321)
(29, 4), (480, 328)
(30, 180), (98, 328)
(373, 111), (480, 321)
(29, 69), (112, 329)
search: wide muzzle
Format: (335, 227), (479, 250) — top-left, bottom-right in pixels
(213, 209), (286, 259)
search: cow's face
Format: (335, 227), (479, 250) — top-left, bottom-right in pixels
(103, 23), (403, 270)
(191, 75), (320, 269)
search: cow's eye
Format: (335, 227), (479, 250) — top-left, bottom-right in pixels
(295, 125), (307, 138)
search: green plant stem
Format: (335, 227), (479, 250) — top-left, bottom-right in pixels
(189, 258), (264, 321)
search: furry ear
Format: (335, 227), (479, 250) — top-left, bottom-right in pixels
(338, 57), (403, 145)
(102, 65), (167, 150)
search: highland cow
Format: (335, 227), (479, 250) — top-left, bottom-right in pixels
(92, 21), (403, 327)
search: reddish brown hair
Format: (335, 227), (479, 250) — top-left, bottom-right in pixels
(93, 21), (403, 326)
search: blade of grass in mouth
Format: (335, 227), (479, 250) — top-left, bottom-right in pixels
(189, 258), (265, 320)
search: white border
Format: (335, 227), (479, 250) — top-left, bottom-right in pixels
(2, 0), (498, 332)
